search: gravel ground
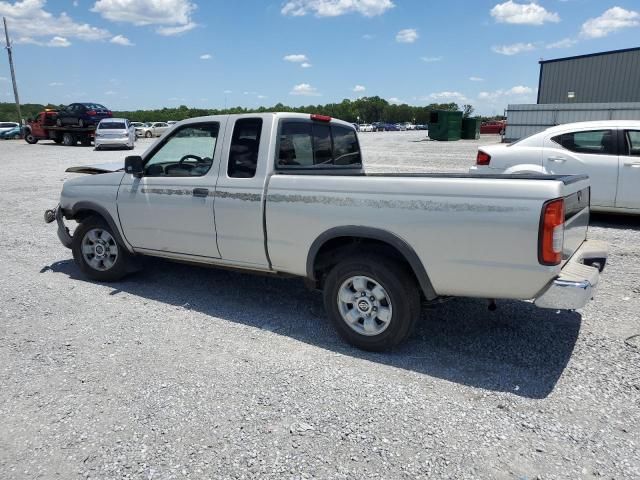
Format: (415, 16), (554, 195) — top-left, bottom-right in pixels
(1, 132), (639, 479)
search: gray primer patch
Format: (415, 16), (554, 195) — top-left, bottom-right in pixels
(267, 193), (529, 213)
(216, 191), (261, 202)
(137, 189), (260, 201)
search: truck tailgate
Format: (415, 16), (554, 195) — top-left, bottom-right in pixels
(562, 184), (591, 266)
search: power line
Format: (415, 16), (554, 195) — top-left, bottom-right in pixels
(3, 17), (22, 123)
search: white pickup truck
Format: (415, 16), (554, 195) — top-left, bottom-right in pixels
(46, 113), (607, 351)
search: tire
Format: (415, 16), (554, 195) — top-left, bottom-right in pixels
(62, 132), (76, 146)
(145, 131), (152, 138)
(56, 118), (63, 127)
(323, 255), (421, 351)
(94, 145), (101, 151)
(72, 217), (131, 282)
(25, 133), (38, 144)
(78, 119), (85, 128)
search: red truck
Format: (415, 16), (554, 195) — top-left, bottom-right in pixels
(24, 109), (96, 146)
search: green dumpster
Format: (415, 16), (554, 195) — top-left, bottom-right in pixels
(428, 110), (462, 141)
(461, 118), (481, 140)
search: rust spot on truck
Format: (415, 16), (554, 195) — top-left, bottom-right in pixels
(267, 193), (529, 213)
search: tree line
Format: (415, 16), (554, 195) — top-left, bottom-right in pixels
(1, 97), (494, 124)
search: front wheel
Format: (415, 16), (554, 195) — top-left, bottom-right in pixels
(25, 132), (38, 144)
(145, 131), (152, 138)
(72, 217), (131, 282)
(323, 255), (420, 351)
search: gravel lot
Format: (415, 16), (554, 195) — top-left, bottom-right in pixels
(1, 132), (639, 479)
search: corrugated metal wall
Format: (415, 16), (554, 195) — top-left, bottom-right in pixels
(538, 49), (640, 104)
(504, 103), (640, 142)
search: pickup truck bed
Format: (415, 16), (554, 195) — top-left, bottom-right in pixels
(46, 112), (607, 351)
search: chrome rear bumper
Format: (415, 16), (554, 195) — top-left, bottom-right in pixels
(534, 240), (607, 310)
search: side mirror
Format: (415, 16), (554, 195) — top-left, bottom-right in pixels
(124, 155), (144, 177)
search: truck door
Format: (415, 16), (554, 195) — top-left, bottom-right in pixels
(117, 121), (222, 258)
(543, 129), (618, 208)
(213, 117), (270, 267)
(616, 129), (640, 210)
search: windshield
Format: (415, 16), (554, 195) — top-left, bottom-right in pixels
(99, 122), (126, 130)
(0, 122), (18, 128)
(82, 103), (107, 110)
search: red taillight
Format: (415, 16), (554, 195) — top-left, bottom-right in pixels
(476, 151), (491, 165)
(107, 110), (112, 117)
(310, 114), (331, 122)
(86, 110), (96, 116)
(539, 198), (565, 265)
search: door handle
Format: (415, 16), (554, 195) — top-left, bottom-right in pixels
(623, 162), (640, 168)
(192, 188), (209, 197)
(548, 156), (567, 163)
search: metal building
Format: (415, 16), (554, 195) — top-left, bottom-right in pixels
(537, 47), (640, 104)
(504, 102), (640, 142)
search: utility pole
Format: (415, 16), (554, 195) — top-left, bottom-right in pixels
(3, 17), (22, 123)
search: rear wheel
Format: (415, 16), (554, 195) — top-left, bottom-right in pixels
(62, 132), (76, 146)
(323, 255), (421, 351)
(145, 131), (152, 138)
(72, 217), (131, 282)
(56, 118), (63, 127)
(78, 118), (85, 128)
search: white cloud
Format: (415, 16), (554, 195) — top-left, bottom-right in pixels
(110, 34), (134, 46)
(492, 42), (536, 55)
(353, 85), (366, 92)
(281, 0), (394, 17)
(0, 0), (110, 44)
(546, 37), (577, 49)
(223, 90), (232, 94)
(362, 34), (374, 40)
(283, 54), (309, 63)
(48, 82), (64, 86)
(200, 53), (212, 60)
(428, 91), (469, 103)
(301, 62), (312, 68)
(257, 95), (267, 99)
(387, 97), (403, 104)
(490, 1), (560, 25)
(104, 90), (116, 95)
(17, 35), (72, 47)
(92, 0), (197, 36)
(478, 85), (534, 101)
(290, 83), (321, 96)
(420, 56), (442, 62)
(396, 28), (418, 43)
(580, 7), (640, 39)
(469, 76), (484, 82)
(156, 22), (196, 35)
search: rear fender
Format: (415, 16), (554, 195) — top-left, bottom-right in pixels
(503, 164), (547, 175)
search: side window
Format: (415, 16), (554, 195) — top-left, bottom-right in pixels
(228, 118), (262, 178)
(551, 130), (615, 155)
(144, 123), (219, 177)
(278, 122), (313, 167)
(626, 131), (640, 157)
(277, 121), (361, 169)
(332, 125), (361, 165)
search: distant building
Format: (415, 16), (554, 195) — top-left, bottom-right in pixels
(503, 47), (640, 141)
(537, 47), (640, 104)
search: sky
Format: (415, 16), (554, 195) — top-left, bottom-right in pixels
(0, 0), (639, 115)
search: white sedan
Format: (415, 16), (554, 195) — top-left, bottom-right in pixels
(358, 123), (374, 132)
(470, 120), (640, 214)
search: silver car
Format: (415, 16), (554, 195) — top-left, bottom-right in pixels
(94, 118), (135, 150)
(136, 122), (170, 138)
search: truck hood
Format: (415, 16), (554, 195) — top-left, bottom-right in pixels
(65, 162), (124, 175)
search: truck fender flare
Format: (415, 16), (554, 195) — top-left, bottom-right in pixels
(306, 226), (437, 300)
(68, 202), (132, 252)
(503, 164), (547, 175)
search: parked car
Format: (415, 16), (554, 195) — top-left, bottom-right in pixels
(94, 118), (135, 150)
(55, 103), (113, 127)
(136, 122), (170, 138)
(415, 124), (428, 131)
(0, 125), (23, 139)
(0, 121), (20, 135)
(384, 123), (400, 131)
(359, 124), (374, 132)
(480, 120), (506, 135)
(166, 120), (177, 125)
(470, 120), (640, 214)
(45, 112), (606, 351)
(130, 122), (144, 129)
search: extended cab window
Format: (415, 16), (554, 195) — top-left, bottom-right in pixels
(277, 121), (361, 169)
(626, 131), (640, 156)
(551, 130), (615, 155)
(228, 118), (262, 178)
(143, 123), (219, 177)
